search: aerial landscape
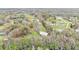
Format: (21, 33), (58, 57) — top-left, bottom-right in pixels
(0, 8), (79, 50)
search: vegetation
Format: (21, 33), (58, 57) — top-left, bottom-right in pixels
(0, 9), (79, 50)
